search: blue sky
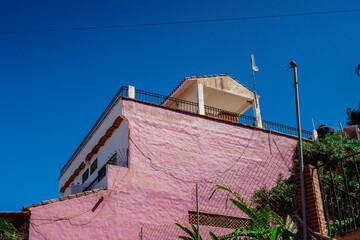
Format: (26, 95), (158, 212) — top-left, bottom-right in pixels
(0, 0), (359, 211)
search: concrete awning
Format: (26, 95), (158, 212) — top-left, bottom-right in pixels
(166, 74), (258, 115)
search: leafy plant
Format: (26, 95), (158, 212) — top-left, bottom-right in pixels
(176, 185), (297, 240)
(252, 173), (296, 218)
(327, 216), (360, 234)
(0, 218), (23, 240)
(302, 132), (360, 167)
(210, 185), (298, 240)
(175, 223), (218, 240)
(303, 132), (360, 197)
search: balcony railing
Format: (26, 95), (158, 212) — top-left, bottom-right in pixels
(318, 152), (360, 235)
(61, 86), (128, 175)
(132, 87), (312, 138)
(83, 149), (128, 191)
(61, 86), (312, 176)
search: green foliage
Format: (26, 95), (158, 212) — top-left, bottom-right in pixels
(176, 185), (297, 240)
(346, 102), (360, 125)
(303, 132), (360, 197)
(217, 228), (245, 240)
(252, 173), (296, 218)
(210, 185), (298, 240)
(302, 132), (360, 168)
(328, 216), (360, 234)
(0, 218), (22, 240)
(175, 223), (201, 240)
(175, 223), (218, 240)
(209, 232), (219, 240)
(252, 133), (360, 218)
(251, 133), (360, 219)
(252, 132), (360, 234)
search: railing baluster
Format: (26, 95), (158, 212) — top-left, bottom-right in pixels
(329, 169), (344, 232)
(341, 161), (357, 230)
(352, 194), (360, 227)
(353, 156), (360, 190)
(329, 185), (336, 235)
(319, 153), (360, 235)
(318, 169), (331, 235)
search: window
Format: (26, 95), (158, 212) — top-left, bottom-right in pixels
(97, 164), (107, 182)
(82, 169), (89, 183)
(90, 158), (98, 175)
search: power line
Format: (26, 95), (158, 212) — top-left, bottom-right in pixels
(1, 9), (359, 35)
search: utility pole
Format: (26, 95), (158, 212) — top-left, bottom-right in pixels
(290, 60), (307, 240)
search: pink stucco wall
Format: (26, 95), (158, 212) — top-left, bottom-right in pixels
(29, 99), (298, 239)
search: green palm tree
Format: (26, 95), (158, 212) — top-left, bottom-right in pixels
(0, 218), (23, 240)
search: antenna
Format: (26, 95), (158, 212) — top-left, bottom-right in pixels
(338, 120), (345, 137)
(250, 54), (259, 107)
(311, 118), (316, 130)
(251, 54), (259, 72)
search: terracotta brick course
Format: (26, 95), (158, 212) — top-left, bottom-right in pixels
(297, 164), (328, 238)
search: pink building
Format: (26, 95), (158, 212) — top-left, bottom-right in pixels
(7, 74), (307, 239)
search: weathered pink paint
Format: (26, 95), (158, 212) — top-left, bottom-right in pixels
(29, 99), (298, 239)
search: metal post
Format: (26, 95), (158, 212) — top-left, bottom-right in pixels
(196, 184), (200, 240)
(252, 67), (258, 108)
(250, 54), (262, 128)
(290, 61), (307, 240)
(141, 227), (143, 240)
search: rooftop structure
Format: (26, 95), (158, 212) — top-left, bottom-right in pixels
(58, 74), (311, 196)
(167, 74), (258, 113)
(163, 74), (262, 127)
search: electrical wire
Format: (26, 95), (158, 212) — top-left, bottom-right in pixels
(1, 9), (359, 35)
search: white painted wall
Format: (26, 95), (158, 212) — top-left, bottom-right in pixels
(70, 182), (88, 194)
(76, 121), (129, 193)
(59, 99), (128, 196)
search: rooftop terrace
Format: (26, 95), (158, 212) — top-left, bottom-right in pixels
(60, 85), (311, 176)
